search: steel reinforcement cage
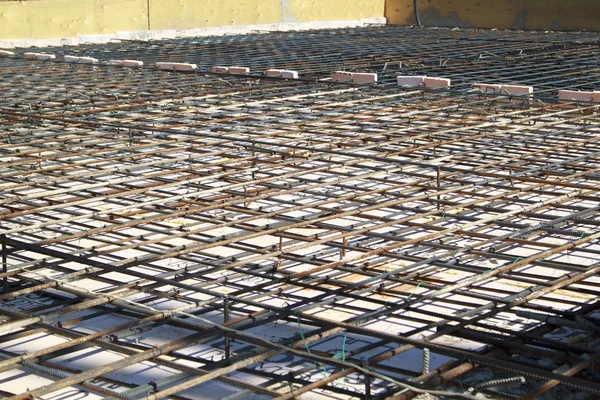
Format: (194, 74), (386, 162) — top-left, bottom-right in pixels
(0, 25), (599, 400)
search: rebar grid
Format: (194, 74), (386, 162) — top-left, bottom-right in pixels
(0, 26), (599, 400)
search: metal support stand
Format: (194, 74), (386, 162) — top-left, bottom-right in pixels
(224, 297), (231, 361)
(363, 359), (371, 400)
(1, 235), (7, 293)
(436, 166), (441, 210)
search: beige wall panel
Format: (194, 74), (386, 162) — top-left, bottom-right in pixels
(0, 0), (386, 40)
(283, 0), (384, 22)
(0, 0), (148, 40)
(148, 0), (281, 30)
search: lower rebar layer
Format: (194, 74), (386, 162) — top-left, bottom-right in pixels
(0, 25), (599, 400)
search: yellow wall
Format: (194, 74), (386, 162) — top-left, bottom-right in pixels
(3, 0), (600, 41)
(148, 0), (281, 30)
(386, 0), (600, 31)
(281, 0), (384, 23)
(0, 0), (384, 40)
(0, 0), (148, 40)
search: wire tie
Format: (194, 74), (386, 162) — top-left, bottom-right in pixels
(295, 315), (311, 354)
(406, 281), (424, 300)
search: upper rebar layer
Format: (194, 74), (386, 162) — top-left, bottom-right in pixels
(0, 25), (599, 400)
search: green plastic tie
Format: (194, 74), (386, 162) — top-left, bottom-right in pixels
(296, 315), (312, 354)
(341, 332), (346, 363)
(406, 281), (424, 300)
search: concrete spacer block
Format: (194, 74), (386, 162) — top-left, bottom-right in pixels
(424, 77), (451, 88)
(472, 83), (502, 93)
(156, 62), (175, 69)
(37, 53), (56, 60)
(229, 66), (250, 74)
(281, 70), (299, 79)
(331, 71), (353, 82)
(64, 55), (80, 63)
(396, 76), (425, 87)
(558, 90), (593, 102)
(78, 57), (99, 64)
(157, 62), (196, 71)
(266, 69), (283, 77)
(352, 72), (377, 84)
(173, 63), (197, 71)
(500, 84), (533, 96)
(24, 52), (56, 60)
(211, 66), (229, 73)
(122, 60), (143, 67)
